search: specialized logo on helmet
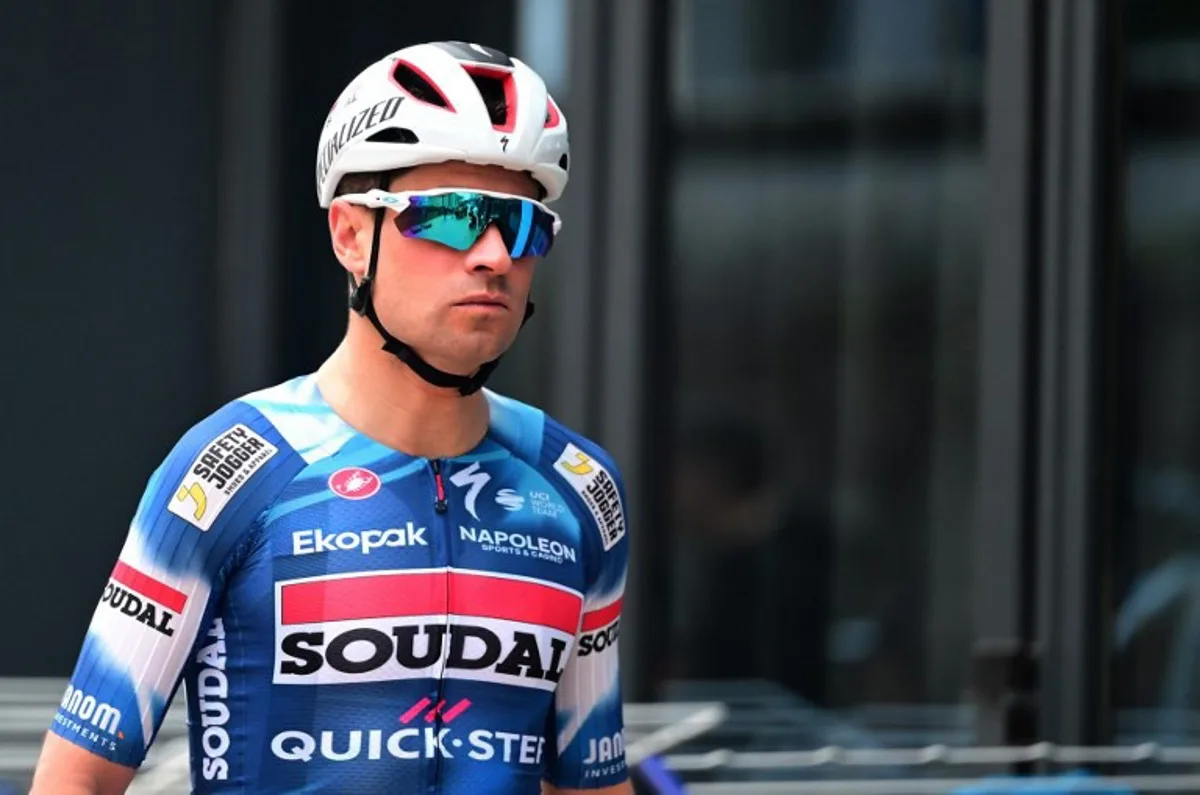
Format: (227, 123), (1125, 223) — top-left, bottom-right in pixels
(315, 41), (570, 208)
(316, 96), (405, 191)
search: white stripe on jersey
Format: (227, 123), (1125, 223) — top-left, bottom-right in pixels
(88, 523), (212, 747)
(242, 375), (356, 464)
(556, 577), (625, 753)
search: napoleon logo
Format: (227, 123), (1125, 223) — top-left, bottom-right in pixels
(460, 526), (577, 565)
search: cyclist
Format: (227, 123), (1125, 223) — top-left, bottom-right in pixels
(31, 40), (631, 795)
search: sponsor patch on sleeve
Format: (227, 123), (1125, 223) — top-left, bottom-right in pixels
(554, 443), (626, 551)
(167, 424), (278, 531)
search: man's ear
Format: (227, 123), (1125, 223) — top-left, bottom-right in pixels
(328, 200), (371, 282)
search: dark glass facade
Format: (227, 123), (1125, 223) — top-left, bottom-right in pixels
(1113, 0), (1200, 746)
(661, 0), (986, 734)
(8, 0), (1200, 789)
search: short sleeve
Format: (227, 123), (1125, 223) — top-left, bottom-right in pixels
(49, 403), (301, 768)
(543, 432), (631, 789)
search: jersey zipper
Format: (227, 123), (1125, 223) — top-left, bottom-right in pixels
(428, 459), (451, 793)
(431, 459), (449, 514)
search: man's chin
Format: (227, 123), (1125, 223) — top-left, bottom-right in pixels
(423, 342), (516, 379)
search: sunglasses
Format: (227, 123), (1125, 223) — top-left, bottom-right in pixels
(338, 188), (562, 259)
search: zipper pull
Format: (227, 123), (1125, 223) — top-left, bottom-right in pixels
(431, 459), (448, 514)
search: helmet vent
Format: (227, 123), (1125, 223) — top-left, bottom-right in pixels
(368, 127), (420, 145)
(392, 61), (451, 108)
(545, 97), (562, 128)
(469, 73), (508, 128)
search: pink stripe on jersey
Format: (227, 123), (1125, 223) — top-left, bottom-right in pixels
(581, 598), (622, 632)
(111, 561), (188, 613)
(280, 570), (582, 634)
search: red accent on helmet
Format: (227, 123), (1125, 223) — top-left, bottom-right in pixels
(461, 64), (517, 133)
(390, 59), (457, 112)
(545, 96), (563, 129)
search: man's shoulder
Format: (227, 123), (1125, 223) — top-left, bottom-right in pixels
(175, 373), (356, 463)
(484, 390), (628, 556)
(150, 375), (333, 534)
(542, 419), (628, 554)
(168, 375), (314, 469)
(482, 389), (621, 478)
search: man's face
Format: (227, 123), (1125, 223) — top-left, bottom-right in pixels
(331, 162), (544, 375)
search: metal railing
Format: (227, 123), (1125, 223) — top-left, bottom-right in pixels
(665, 741), (1200, 772)
(0, 678), (190, 793)
(9, 678), (1200, 794)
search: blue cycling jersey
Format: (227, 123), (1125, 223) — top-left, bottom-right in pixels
(50, 374), (629, 793)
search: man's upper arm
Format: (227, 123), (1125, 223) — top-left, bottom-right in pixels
(543, 782), (635, 795)
(543, 429), (631, 790)
(40, 405), (300, 774)
(31, 732), (137, 795)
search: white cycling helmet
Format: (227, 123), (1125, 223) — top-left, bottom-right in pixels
(315, 40), (569, 208)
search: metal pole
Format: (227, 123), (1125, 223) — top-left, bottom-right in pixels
(973, 0), (1043, 754)
(599, 0), (666, 700)
(213, 0), (283, 397)
(1036, 0), (1120, 746)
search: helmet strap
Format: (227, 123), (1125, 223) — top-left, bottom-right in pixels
(347, 174), (533, 397)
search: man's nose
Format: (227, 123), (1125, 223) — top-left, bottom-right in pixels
(466, 225), (513, 274)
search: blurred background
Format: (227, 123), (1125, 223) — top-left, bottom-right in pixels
(5, 0), (1200, 792)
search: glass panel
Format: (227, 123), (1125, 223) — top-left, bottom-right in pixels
(1113, 0), (1200, 746)
(658, 0), (986, 777)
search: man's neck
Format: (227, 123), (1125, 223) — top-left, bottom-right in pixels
(316, 327), (491, 460)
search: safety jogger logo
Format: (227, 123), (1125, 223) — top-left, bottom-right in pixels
(168, 424), (278, 531)
(554, 444), (626, 550)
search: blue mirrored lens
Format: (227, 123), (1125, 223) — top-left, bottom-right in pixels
(394, 193), (556, 258)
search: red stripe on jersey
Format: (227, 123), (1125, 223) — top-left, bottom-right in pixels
(581, 598), (623, 632)
(281, 571), (582, 634)
(111, 561), (188, 613)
